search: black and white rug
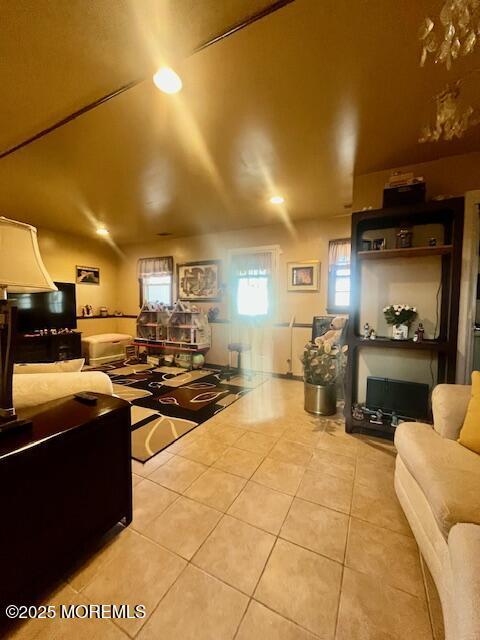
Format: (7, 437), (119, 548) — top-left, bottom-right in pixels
(88, 361), (268, 462)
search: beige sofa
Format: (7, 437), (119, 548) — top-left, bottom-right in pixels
(13, 371), (114, 409)
(394, 384), (480, 640)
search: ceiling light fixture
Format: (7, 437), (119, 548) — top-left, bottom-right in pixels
(269, 195), (285, 205)
(96, 228), (109, 236)
(152, 67), (183, 94)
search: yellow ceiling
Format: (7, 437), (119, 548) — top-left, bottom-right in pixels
(1, 0), (479, 244)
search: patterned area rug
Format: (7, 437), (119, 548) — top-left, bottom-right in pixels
(88, 360), (268, 462)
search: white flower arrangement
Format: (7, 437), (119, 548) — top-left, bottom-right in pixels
(383, 304), (417, 326)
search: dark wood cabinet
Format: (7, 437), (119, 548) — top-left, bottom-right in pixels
(345, 198), (464, 437)
(14, 331), (82, 362)
(0, 393), (132, 610)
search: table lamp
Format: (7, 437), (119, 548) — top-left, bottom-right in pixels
(0, 217), (57, 434)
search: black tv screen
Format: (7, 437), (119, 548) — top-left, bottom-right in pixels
(8, 282), (77, 332)
(366, 376), (429, 420)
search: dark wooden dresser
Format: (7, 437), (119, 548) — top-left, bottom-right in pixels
(0, 393), (132, 609)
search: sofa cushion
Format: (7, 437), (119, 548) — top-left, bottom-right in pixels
(458, 371), (480, 455)
(432, 383), (471, 440)
(395, 422), (480, 538)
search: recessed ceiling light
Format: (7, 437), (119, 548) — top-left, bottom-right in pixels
(269, 195), (285, 205)
(152, 67), (183, 94)
(96, 228), (109, 236)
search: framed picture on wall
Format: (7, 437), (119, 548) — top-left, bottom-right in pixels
(287, 261), (320, 292)
(76, 265), (100, 285)
(177, 260), (221, 301)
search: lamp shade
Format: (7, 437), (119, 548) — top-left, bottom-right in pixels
(0, 217), (57, 293)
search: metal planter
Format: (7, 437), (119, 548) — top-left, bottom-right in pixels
(304, 381), (337, 416)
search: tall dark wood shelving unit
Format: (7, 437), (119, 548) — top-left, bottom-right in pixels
(345, 197), (464, 437)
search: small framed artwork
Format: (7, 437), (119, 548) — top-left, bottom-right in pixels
(76, 265), (100, 285)
(177, 260), (221, 301)
(372, 238), (386, 251)
(287, 261), (320, 292)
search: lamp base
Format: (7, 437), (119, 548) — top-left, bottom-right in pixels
(0, 416), (32, 436)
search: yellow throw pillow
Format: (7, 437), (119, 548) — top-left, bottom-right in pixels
(458, 371), (480, 454)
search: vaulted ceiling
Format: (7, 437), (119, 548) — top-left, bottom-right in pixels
(1, 0), (479, 244)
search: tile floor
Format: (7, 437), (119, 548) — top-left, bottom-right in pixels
(12, 378), (441, 639)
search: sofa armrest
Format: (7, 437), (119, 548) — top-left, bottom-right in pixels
(448, 524), (480, 640)
(13, 372), (113, 410)
(432, 384), (471, 440)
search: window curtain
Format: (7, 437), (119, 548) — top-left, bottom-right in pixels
(137, 256), (173, 277)
(328, 239), (351, 270)
(231, 251), (272, 276)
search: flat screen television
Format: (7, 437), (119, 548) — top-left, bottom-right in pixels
(366, 376), (429, 421)
(8, 282), (77, 332)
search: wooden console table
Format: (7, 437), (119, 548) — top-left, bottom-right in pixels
(0, 393), (132, 608)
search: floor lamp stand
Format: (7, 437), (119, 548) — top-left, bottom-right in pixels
(0, 286), (31, 435)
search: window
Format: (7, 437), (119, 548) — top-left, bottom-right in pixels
(142, 274), (172, 305)
(138, 256), (173, 307)
(230, 247), (278, 319)
(327, 239), (351, 313)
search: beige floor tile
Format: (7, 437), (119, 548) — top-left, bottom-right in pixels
(9, 583), (77, 640)
(132, 478), (178, 533)
(281, 426), (324, 448)
(351, 481), (413, 537)
(252, 457), (305, 495)
(346, 517), (425, 598)
(144, 496), (222, 559)
(234, 430), (277, 455)
(193, 514), (275, 594)
(184, 467), (247, 511)
(204, 423), (247, 445)
(148, 455), (207, 492)
(177, 435), (229, 465)
(355, 456), (395, 490)
(165, 427), (205, 453)
(280, 498), (349, 563)
(68, 526), (132, 592)
(356, 437), (396, 468)
(308, 448), (356, 481)
(213, 446), (264, 478)
(132, 473), (143, 487)
(270, 439), (313, 467)
(245, 421), (290, 438)
(131, 450), (173, 477)
(11, 590), (128, 640)
(137, 565), (248, 640)
(297, 469), (353, 514)
(336, 567), (432, 640)
(255, 538), (342, 637)
(83, 530), (186, 636)
(228, 481), (293, 534)
(315, 431), (359, 459)
(236, 600), (318, 640)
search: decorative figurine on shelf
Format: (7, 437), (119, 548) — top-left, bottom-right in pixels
(428, 237), (437, 247)
(81, 304), (94, 317)
(391, 412), (399, 428)
(413, 323), (425, 343)
(363, 323), (370, 339)
(370, 409), (384, 425)
(396, 224), (413, 249)
(369, 329), (377, 340)
(352, 404), (365, 421)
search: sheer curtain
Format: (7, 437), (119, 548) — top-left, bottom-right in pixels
(137, 256), (173, 277)
(328, 239), (351, 269)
